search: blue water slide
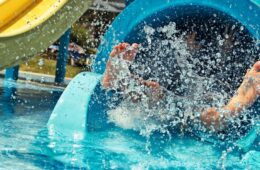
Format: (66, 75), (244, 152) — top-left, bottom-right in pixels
(47, 0), (260, 163)
(48, 72), (111, 134)
(93, 0), (260, 74)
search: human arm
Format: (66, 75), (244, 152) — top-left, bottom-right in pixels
(201, 61), (260, 130)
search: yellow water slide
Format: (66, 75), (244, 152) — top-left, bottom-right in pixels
(0, 0), (92, 69)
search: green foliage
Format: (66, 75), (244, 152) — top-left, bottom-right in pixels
(71, 23), (96, 54)
(20, 55), (90, 78)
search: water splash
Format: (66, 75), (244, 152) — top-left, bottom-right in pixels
(107, 22), (259, 139)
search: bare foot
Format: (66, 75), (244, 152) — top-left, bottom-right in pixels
(201, 61), (260, 130)
(102, 43), (139, 89)
(102, 43), (164, 104)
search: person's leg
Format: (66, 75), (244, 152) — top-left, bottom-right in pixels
(102, 43), (164, 103)
(201, 61), (260, 130)
(102, 43), (139, 89)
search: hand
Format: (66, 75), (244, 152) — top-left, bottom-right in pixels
(244, 61), (260, 95)
(220, 25), (236, 53)
(186, 32), (200, 53)
(200, 108), (221, 130)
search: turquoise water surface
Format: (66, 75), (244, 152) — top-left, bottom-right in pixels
(0, 79), (259, 169)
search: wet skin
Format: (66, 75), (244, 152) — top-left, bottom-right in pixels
(201, 61), (260, 130)
(102, 43), (260, 130)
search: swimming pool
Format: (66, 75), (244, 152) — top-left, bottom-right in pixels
(0, 78), (259, 169)
(0, 79), (62, 169)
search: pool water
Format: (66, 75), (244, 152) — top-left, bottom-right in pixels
(0, 79), (62, 169)
(0, 78), (259, 169)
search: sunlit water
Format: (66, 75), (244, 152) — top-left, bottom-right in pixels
(1, 21), (260, 168)
(107, 23), (259, 139)
(0, 79), (62, 169)
(0, 79), (259, 169)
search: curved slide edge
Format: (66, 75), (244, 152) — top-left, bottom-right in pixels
(92, 0), (259, 151)
(49, 72), (259, 152)
(0, 0), (68, 37)
(93, 0), (260, 74)
(46, 72), (118, 167)
(47, 72), (113, 138)
(48, 72), (102, 136)
(0, 0), (93, 69)
(0, 0), (37, 29)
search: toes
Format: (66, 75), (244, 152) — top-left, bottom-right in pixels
(118, 43), (130, 51)
(110, 43), (130, 57)
(110, 43), (139, 61)
(123, 43), (139, 61)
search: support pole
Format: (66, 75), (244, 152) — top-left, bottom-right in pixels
(3, 65), (19, 114)
(5, 65), (19, 81)
(55, 29), (71, 84)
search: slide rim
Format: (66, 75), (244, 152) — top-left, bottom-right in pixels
(0, 0), (93, 69)
(94, 0), (260, 74)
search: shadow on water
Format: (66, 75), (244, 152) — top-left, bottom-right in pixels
(0, 79), (62, 117)
(0, 78), (64, 169)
